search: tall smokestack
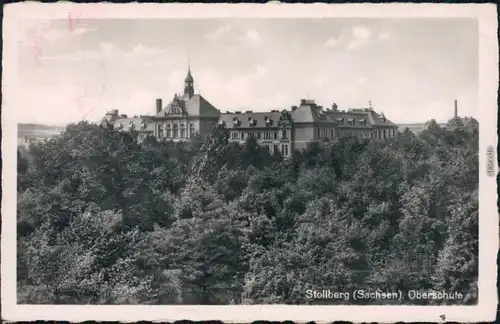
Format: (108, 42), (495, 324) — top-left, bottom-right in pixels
(156, 98), (162, 114)
(454, 100), (458, 118)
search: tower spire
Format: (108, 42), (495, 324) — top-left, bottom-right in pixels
(184, 56), (194, 99)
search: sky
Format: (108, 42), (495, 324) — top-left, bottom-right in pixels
(17, 18), (478, 125)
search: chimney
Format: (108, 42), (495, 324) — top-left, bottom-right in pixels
(291, 106), (298, 111)
(156, 98), (162, 114)
(300, 99), (306, 105)
(454, 100), (458, 118)
(332, 103), (338, 112)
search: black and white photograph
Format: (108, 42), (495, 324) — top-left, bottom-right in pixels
(2, 3), (498, 323)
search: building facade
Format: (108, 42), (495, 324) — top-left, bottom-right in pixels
(101, 67), (398, 154)
(101, 66), (220, 142)
(101, 110), (154, 142)
(217, 99), (398, 157)
(151, 67), (221, 141)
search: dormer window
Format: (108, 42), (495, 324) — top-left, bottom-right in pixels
(116, 123), (124, 130)
(264, 116), (273, 126)
(171, 106), (182, 115)
(129, 121), (135, 130)
(141, 121), (148, 129)
(336, 117), (344, 124)
(218, 120), (226, 128)
(233, 117), (241, 126)
(347, 118), (355, 125)
(248, 116), (257, 127)
(358, 118), (366, 125)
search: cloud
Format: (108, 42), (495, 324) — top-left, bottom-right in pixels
(352, 26), (373, 39)
(238, 29), (262, 46)
(39, 43), (170, 62)
(192, 65), (270, 110)
(378, 31), (392, 40)
(346, 26), (374, 52)
(18, 83), (106, 124)
(254, 65), (268, 77)
(325, 37), (340, 48)
(205, 23), (231, 40)
(20, 24), (98, 47)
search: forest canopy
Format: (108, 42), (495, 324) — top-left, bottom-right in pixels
(17, 118), (479, 305)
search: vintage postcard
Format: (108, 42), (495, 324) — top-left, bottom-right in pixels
(2, 2), (498, 323)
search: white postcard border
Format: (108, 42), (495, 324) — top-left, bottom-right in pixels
(2, 2), (498, 323)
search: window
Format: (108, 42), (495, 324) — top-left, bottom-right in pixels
(241, 132), (245, 140)
(189, 123), (195, 137)
(281, 144), (289, 156)
(273, 144), (278, 154)
(232, 132), (239, 139)
(180, 124), (186, 138)
(257, 132), (261, 139)
(158, 124), (164, 138)
(274, 132), (278, 139)
(282, 129), (287, 139)
(166, 124), (172, 137)
(173, 124), (179, 138)
(331, 129), (335, 138)
(315, 128), (320, 138)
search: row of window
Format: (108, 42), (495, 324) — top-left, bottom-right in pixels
(157, 123), (196, 138)
(264, 143), (289, 157)
(314, 127), (397, 139)
(335, 118), (367, 126)
(230, 129), (288, 140)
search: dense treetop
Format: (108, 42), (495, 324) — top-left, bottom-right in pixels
(17, 118), (479, 305)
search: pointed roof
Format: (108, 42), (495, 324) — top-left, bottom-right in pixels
(153, 94), (220, 118)
(185, 68), (194, 82)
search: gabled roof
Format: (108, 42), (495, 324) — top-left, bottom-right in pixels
(218, 111), (283, 129)
(154, 94), (220, 118)
(291, 104), (336, 124)
(365, 110), (398, 127)
(108, 116), (154, 132)
(323, 108), (398, 128)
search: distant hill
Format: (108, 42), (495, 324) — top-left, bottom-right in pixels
(18, 123), (65, 136)
(18, 123), (65, 147)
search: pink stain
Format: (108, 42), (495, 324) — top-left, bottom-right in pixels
(77, 84), (107, 119)
(67, 4), (104, 32)
(25, 20), (52, 65)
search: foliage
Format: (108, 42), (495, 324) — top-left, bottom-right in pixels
(17, 118), (479, 304)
